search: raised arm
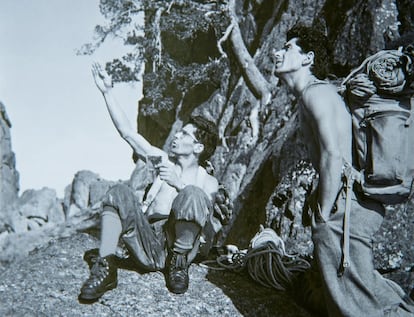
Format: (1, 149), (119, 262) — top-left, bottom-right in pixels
(91, 63), (165, 159)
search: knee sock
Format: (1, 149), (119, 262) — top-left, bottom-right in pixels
(99, 207), (122, 257)
(173, 221), (201, 254)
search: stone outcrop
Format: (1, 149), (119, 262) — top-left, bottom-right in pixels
(0, 103), (116, 264)
(63, 170), (116, 219)
(0, 187), (65, 264)
(131, 0), (414, 290)
(11, 188), (65, 233)
(62, 161), (153, 221)
(0, 0), (413, 304)
(0, 103), (67, 262)
(0, 170), (116, 265)
(0, 102), (19, 213)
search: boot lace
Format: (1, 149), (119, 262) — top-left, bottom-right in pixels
(85, 258), (109, 286)
(169, 254), (187, 280)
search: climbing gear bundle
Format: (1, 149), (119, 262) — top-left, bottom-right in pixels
(203, 226), (310, 291)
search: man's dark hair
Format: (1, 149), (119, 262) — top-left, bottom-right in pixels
(287, 23), (331, 79)
(188, 115), (218, 163)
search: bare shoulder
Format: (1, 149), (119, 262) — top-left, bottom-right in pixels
(204, 173), (219, 195)
(303, 82), (340, 101)
(302, 83), (344, 114)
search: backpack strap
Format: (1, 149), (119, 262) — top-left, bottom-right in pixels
(301, 78), (330, 96)
(407, 95), (414, 127)
(141, 176), (163, 213)
(338, 160), (360, 277)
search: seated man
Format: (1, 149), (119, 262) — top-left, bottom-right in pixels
(79, 63), (220, 300)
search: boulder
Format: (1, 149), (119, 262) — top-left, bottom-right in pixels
(10, 187), (64, 234)
(63, 170), (116, 219)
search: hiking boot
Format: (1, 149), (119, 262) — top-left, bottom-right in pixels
(79, 254), (118, 301)
(83, 248), (99, 269)
(83, 247), (129, 269)
(166, 251), (190, 294)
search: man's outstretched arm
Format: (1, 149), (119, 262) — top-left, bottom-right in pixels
(92, 63), (165, 159)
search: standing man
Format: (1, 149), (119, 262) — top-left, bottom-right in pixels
(79, 63), (219, 300)
(273, 24), (414, 316)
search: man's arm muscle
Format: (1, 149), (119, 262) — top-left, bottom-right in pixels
(92, 63), (165, 159)
(303, 86), (344, 219)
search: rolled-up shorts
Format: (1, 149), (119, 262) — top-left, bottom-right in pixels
(101, 183), (213, 271)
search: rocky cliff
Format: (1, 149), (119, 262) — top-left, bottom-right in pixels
(0, 102), (19, 215)
(0, 103), (68, 264)
(131, 0), (414, 285)
(0, 1), (413, 313)
(75, 0), (414, 257)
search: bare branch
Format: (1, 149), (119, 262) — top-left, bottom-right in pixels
(248, 100), (260, 143)
(217, 21), (235, 59)
(227, 0), (271, 106)
(166, 0), (175, 13)
(153, 7), (164, 72)
(163, 92), (186, 152)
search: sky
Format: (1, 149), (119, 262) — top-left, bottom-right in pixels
(0, 0), (141, 197)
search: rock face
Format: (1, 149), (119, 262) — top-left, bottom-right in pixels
(0, 0), (413, 307)
(11, 188), (65, 233)
(0, 104), (67, 263)
(0, 102), (19, 213)
(0, 104), (117, 265)
(129, 0), (414, 290)
(63, 170), (116, 219)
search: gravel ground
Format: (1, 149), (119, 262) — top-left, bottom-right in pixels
(0, 232), (314, 317)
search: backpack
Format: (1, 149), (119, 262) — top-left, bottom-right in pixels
(342, 48), (414, 204)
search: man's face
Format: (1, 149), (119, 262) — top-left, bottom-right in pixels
(273, 38), (307, 75)
(169, 123), (201, 157)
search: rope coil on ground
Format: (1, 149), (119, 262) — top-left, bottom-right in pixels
(245, 243), (310, 291)
(201, 227), (311, 292)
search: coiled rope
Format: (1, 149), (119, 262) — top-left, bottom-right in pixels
(244, 242), (310, 291)
(201, 227), (311, 291)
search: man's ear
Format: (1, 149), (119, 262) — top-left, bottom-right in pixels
(303, 51), (314, 66)
(194, 143), (204, 155)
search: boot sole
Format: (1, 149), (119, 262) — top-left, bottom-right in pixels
(168, 286), (188, 294)
(166, 279), (189, 294)
(79, 280), (118, 301)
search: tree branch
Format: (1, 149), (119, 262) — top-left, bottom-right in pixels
(153, 7), (164, 72)
(227, 0), (271, 106)
(217, 21), (235, 59)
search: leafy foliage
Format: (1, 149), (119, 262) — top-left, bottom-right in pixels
(81, 0), (231, 115)
(78, 0), (145, 81)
